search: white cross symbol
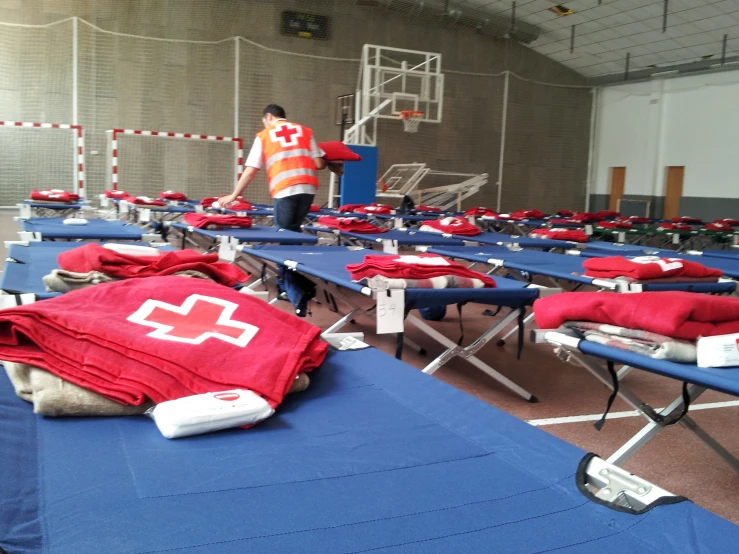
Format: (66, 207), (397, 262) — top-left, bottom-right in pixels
(127, 294), (259, 347)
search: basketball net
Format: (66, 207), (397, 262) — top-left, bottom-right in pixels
(399, 110), (424, 133)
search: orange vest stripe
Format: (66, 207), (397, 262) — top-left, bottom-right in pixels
(257, 121), (319, 198)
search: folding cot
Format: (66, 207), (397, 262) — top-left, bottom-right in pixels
(238, 245), (556, 402)
(18, 200), (88, 219)
(167, 221), (318, 252)
(18, 217), (161, 242)
(593, 225), (738, 250)
(535, 330), (739, 473)
(480, 214), (550, 235)
(3, 339), (738, 553)
(303, 225), (466, 250)
(0, 241), (172, 299)
(418, 229), (583, 250)
(427, 245), (737, 294)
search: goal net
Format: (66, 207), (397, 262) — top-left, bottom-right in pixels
(0, 122), (83, 206)
(108, 129), (244, 200)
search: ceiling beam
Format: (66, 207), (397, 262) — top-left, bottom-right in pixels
(589, 56), (739, 86)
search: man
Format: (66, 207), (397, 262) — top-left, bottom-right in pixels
(218, 104), (326, 231)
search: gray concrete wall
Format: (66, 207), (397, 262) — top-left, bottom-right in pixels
(0, 0), (592, 211)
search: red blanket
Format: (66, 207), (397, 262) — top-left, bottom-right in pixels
(103, 189), (128, 199)
(316, 216), (387, 234)
(571, 212), (600, 223)
(420, 216), (481, 236)
(417, 205), (442, 212)
(30, 189), (80, 203)
(220, 198), (253, 211)
(347, 254), (495, 287)
(534, 291), (739, 340)
(715, 218), (739, 226)
(124, 196), (166, 207)
(160, 190), (188, 201)
(671, 216), (703, 224)
(357, 203), (393, 215)
(183, 213), (253, 230)
(557, 209), (575, 217)
(318, 141), (362, 162)
(595, 210), (620, 219)
(583, 256), (722, 280)
(464, 207), (497, 217)
(598, 221), (632, 229)
(618, 216), (651, 224)
(705, 222), (734, 232)
(58, 243), (248, 286)
(658, 223), (692, 231)
(310, 204), (321, 212)
(0, 277), (327, 406)
(511, 209), (545, 219)
(530, 228), (589, 243)
(338, 204), (365, 213)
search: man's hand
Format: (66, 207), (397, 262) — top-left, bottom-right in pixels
(218, 194), (237, 207)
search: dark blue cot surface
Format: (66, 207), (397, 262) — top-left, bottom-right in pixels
(457, 230), (578, 250)
(304, 226), (465, 246)
(578, 340), (739, 397)
(247, 245), (540, 309)
(23, 201), (85, 210)
(581, 248), (739, 280)
(584, 241), (652, 254)
(170, 222), (318, 244)
(20, 218), (147, 240)
(0, 242), (173, 297)
(429, 246), (737, 293)
(3, 346), (737, 554)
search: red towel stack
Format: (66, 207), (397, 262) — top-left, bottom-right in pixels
(705, 222), (734, 232)
(347, 254), (495, 287)
(618, 216), (651, 224)
(557, 209), (575, 217)
(338, 204), (365, 213)
(30, 189), (80, 203)
(510, 209), (545, 219)
(0, 277), (328, 406)
(598, 221), (632, 229)
(464, 207), (497, 217)
(671, 216), (703, 225)
(123, 196), (166, 207)
(103, 190), (128, 199)
(160, 191), (188, 202)
(316, 216), (387, 234)
(582, 256), (722, 280)
(420, 216), (481, 237)
(594, 210), (620, 219)
(529, 228), (589, 243)
(183, 213), (253, 230)
(570, 212), (600, 223)
(715, 218), (739, 226)
(357, 203), (393, 215)
(58, 243), (248, 286)
(658, 222), (692, 231)
(417, 205), (442, 212)
(534, 291), (739, 340)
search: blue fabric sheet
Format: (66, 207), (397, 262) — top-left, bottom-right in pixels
(579, 340), (739, 397)
(429, 246), (736, 293)
(247, 246), (539, 308)
(3, 346), (738, 553)
(461, 230), (577, 250)
(20, 218), (147, 240)
(170, 222), (317, 244)
(585, 241), (659, 255)
(0, 242), (173, 297)
(305, 226), (465, 246)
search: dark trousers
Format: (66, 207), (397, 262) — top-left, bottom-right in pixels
(273, 193), (314, 232)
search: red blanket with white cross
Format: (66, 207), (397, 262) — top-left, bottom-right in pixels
(534, 291), (739, 340)
(582, 256), (722, 280)
(58, 243), (248, 286)
(183, 212), (253, 230)
(316, 216), (387, 234)
(420, 216), (481, 236)
(0, 277), (328, 406)
(30, 189), (80, 203)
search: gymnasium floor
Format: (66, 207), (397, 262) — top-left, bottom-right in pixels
(2, 210), (737, 526)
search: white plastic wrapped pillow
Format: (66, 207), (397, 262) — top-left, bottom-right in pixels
(63, 218), (88, 226)
(149, 389), (274, 439)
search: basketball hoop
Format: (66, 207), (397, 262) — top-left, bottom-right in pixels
(399, 110), (424, 133)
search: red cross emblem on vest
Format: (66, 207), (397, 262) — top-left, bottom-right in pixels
(269, 122), (302, 148)
(127, 294), (259, 347)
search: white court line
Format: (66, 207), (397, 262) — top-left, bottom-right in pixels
(527, 400), (739, 427)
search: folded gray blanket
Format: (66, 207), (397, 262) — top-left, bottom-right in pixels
(43, 269), (215, 293)
(564, 321), (697, 363)
(3, 361), (153, 416)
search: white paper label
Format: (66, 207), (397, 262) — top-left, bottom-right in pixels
(100, 195), (110, 208)
(120, 200), (129, 214)
(585, 224), (593, 235)
(195, 204), (204, 213)
(393, 217), (403, 230)
(382, 239), (399, 254)
(139, 208), (151, 223)
(19, 204), (31, 219)
(218, 236), (236, 262)
(377, 289), (405, 334)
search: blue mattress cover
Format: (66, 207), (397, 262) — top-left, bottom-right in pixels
(170, 222), (317, 245)
(430, 246), (736, 293)
(584, 241), (655, 255)
(582, 248), (739, 280)
(579, 340), (739, 397)
(698, 250), (739, 261)
(247, 246), (540, 308)
(462, 230), (576, 250)
(305, 227), (465, 246)
(23, 201), (85, 209)
(0, 242), (173, 297)
(3, 346), (737, 554)
(20, 218), (145, 240)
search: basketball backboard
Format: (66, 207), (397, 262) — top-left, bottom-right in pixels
(357, 44), (444, 124)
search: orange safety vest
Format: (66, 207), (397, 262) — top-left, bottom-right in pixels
(257, 120), (319, 198)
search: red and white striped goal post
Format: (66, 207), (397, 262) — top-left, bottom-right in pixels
(109, 128), (244, 191)
(0, 121), (85, 197)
